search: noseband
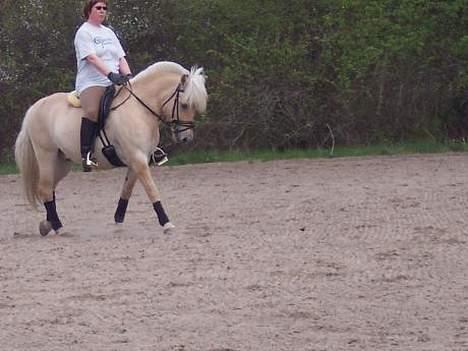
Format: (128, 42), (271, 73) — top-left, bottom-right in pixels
(116, 82), (195, 134)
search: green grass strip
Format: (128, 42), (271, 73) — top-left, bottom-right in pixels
(168, 141), (468, 165)
(1, 140), (467, 175)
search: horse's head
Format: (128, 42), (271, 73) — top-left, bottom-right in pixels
(161, 67), (208, 143)
(132, 62), (208, 144)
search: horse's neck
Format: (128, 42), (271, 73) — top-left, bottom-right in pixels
(129, 74), (179, 109)
(106, 93), (161, 153)
(127, 79), (156, 102)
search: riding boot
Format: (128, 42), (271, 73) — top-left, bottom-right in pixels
(80, 117), (99, 172)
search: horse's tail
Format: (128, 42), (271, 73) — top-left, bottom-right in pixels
(15, 108), (40, 209)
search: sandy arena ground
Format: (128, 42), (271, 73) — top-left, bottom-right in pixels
(0, 154), (468, 350)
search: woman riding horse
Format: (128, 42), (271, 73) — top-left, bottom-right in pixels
(76, 0), (132, 171)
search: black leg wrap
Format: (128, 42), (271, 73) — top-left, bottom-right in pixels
(44, 200), (63, 231)
(153, 201), (169, 226)
(114, 198), (129, 223)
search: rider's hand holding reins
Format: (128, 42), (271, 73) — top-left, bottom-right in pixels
(107, 72), (129, 86)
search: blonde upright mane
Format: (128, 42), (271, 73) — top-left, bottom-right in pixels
(135, 61), (207, 113)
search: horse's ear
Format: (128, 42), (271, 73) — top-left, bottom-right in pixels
(180, 74), (189, 89)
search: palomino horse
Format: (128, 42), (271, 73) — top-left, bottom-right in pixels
(15, 61), (208, 236)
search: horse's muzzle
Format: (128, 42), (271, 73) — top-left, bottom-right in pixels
(173, 125), (194, 143)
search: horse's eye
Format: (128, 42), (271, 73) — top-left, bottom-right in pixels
(180, 103), (189, 110)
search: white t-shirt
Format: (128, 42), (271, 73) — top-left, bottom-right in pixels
(74, 22), (126, 93)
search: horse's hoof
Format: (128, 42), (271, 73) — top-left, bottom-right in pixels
(39, 220), (52, 236)
(163, 222), (175, 233)
(114, 216), (125, 224)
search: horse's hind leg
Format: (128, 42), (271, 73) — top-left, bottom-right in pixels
(114, 168), (138, 223)
(39, 193), (61, 236)
(53, 153), (72, 188)
(40, 156), (73, 233)
(36, 150), (66, 236)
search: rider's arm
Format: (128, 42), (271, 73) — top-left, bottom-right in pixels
(85, 54), (112, 77)
(118, 57), (132, 76)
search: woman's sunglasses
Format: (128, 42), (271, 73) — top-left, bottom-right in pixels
(94, 6), (107, 11)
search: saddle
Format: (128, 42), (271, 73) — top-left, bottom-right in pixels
(66, 86), (116, 128)
(66, 86), (125, 166)
(67, 86), (168, 167)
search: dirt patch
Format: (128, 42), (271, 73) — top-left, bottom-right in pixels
(1, 154), (468, 350)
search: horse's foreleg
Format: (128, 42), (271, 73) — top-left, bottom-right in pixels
(114, 169), (138, 223)
(133, 162), (174, 232)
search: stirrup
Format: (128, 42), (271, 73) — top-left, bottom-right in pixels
(82, 152), (98, 172)
(150, 147), (168, 166)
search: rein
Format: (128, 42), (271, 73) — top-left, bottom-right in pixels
(112, 82), (195, 132)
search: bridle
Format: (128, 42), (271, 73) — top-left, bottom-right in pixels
(112, 82), (195, 134)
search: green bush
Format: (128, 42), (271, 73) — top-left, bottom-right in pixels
(1, 0), (468, 161)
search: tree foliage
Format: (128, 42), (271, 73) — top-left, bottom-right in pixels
(1, 0), (468, 160)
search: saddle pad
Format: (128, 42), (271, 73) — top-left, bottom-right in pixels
(67, 91), (81, 108)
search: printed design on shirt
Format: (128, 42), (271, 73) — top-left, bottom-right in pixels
(93, 36), (113, 49)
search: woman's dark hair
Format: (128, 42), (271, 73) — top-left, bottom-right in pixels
(83, 0), (109, 19)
